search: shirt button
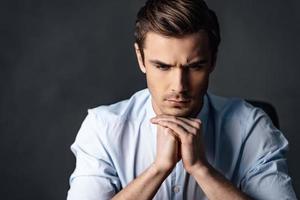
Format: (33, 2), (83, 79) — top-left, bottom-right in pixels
(173, 185), (180, 193)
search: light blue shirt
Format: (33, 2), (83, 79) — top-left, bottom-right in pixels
(67, 89), (297, 200)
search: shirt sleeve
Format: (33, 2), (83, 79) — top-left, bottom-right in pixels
(67, 110), (121, 200)
(239, 107), (297, 200)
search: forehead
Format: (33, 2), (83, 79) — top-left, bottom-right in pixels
(143, 31), (211, 62)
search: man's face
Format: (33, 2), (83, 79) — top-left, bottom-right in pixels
(135, 31), (215, 117)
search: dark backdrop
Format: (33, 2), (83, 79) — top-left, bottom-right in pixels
(1, 0), (299, 199)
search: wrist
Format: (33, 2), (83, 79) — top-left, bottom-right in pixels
(188, 161), (212, 178)
(152, 161), (175, 175)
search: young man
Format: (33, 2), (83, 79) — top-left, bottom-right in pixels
(67, 0), (297, 199)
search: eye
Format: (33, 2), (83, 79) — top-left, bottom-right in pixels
(155, 65), (171, 71)
(187, 60), (209, 71)
(189, 64), (205, 70)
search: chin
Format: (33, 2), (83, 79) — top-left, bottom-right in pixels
(162, 107), (192, 117)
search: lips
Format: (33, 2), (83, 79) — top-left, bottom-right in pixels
(166, 99), (191, 105)
(167, 99), (190, 103)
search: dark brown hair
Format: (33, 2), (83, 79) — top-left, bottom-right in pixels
(134, 0), (221, 59)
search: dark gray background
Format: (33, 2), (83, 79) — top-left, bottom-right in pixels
(1, 0), (299, 199)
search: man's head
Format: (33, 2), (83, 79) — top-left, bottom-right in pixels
(134, 0), (220, 117)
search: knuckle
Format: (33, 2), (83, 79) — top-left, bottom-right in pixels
(195, 118), (201, 123)
(194, 124), (200, 129)
(191, 128), (198, 134)
(171, 116), (177, 121)
(194, 121), (201, 129)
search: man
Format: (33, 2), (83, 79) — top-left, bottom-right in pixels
(67, 0), (297, 199)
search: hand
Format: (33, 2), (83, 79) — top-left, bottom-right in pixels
(152, 123), (181, 173)
(151, 115), (207, 174)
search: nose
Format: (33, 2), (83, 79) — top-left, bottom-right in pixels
(171, 68), (189, 93)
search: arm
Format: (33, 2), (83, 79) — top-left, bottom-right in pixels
(152, 111), (297, 200)
(237, 109), (297, 200)
(112, 163), (170, 200)
(190, 163), (252, 200)
(112, 126), (180, 200)
(68, 112), (180, 200)
(67, 112), (122, 200)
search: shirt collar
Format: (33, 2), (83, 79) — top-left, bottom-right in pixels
(197, 93), (209, 123)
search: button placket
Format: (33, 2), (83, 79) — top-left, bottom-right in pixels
(173, 185), (180, 193)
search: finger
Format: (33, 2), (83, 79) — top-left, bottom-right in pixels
(152, 115), (201, 129)
(152, 116), (198, 134)
(157, 124), (179, 139)
(164, 127), (179, 140)
(155, 120), (189, 140)
(189, 117), (202, 123)
(180, 117), (202, 129)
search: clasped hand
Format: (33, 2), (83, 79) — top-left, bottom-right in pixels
(151, 115), (207, 174)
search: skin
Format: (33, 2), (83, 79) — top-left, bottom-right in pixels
(112, 31), (252, 200)
(137, 31), (215, 118)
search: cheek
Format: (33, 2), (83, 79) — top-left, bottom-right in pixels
(190, 73), (209, 91)
(146, 70), (168, 89)
(146, 71), (165, 97)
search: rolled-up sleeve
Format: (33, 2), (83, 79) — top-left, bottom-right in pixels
(239, 108), (297, 200)
(67, 110), (121, 200)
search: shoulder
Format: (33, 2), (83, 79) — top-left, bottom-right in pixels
(207, 92), (260, 119)
(71, 89), (151, 157)
(88, 88), (150, 124)
(207, 92), (271, 139)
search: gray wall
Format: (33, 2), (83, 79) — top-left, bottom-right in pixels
(0, 0), (299, 199)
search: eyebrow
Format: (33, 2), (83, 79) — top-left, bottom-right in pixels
(149, 60), (173, 67)
(149, 59), (209, 67)
(183, 59), (209, 67)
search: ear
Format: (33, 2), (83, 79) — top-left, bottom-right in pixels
(134, 43), (146, 74)
(209, 53), (217, 73)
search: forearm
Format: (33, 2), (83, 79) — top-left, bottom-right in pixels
(191, 164), (252, 200)
(112, 163), (172, 200)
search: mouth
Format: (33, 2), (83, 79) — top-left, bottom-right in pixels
(166, 99), (191, 106)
